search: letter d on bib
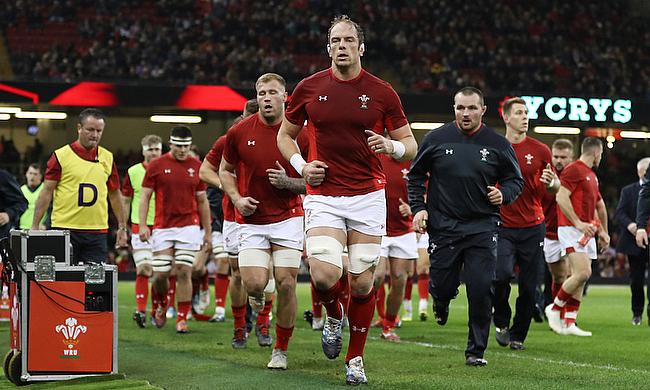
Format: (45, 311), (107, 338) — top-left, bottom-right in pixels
(78, 183), (98, 207)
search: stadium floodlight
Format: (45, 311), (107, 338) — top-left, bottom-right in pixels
(150, 115), (202, 124)
(15, 111), (67, 119)
(619, 131), (650, 139)
(0, 107), (21, 114)
(411, 122), (444, 130)
(533, 126), (580, 135)
(0, 114), (10, 120)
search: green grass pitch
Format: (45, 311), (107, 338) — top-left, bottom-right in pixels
(1, 282), (649, 389)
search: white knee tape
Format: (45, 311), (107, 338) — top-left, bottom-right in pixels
(348, 243), (381, 274)
(175, 249), (197, 268)
(152, 255), (174, 273)
(264, 278), (276, 294)
(306, 236), (343, 268)
(272, 249), (302, 269)
(213, 244), (229, 259)
(238, 249), (271, 268)
(133, 249), (153, 266)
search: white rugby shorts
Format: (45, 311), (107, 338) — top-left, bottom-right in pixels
(380, 232), (418, 260)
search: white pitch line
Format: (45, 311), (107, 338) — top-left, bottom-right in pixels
(372, 337), (650, 375)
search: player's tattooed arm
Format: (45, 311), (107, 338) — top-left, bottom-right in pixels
(267, 161), (306, 194)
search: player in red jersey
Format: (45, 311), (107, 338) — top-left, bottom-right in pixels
(277, 15), (417, 385)
(139, 126), (212, 334)
(541, 139), (574, 306)
(545, 137), (610, 336)
(122, 135), (162, 328)
(492, 98), (558, 350)
(375, 153), (417, 341)
(220, 73), (308, 370)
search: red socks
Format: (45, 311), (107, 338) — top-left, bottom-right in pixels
(311, 283), (323, 318)
(232, 305), (247, 329)
(404, 276), (413, 301)
(167, 275), (177, 310)
(214, 273), (230, 308)
(375, 283), (386, 319)
(383, 313), (397, 332)
(313, 280), (343, 320)
(551, 282), (563, 299)
(257, 299), (274, 327)
(135, 274), (148, 312)
(177, 301), (190, 323)
(275, 324), (294, 351)
(564, 297), (581, 326)
(417, 274), (429, 300)
(345, 292), (376, 363)
(338, 272), (351, 315)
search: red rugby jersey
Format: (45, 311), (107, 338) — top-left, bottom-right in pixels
(557, 160), (602, 227)
(223, 114), (309, 225)
(285, 68), (408, 196)
(205, 135), (236, 222)
(500, 136), (551, 228)
(380, 155), (413, 236)
(142, 153), (207, 229)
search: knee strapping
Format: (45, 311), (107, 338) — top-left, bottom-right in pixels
(213, 244), (229, 259)
(306, 236), (343, 268)
(348, 243), (381, 274)
(175, 249), (197, 267)
(238, 249), (271, 268)
(272, 248), (301, 268)
(133, 249), (153, 266)
(152, 254), (174, 272)
(264, 278), (276, 294)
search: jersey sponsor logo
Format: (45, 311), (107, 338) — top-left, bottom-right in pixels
(77, 183), (98, 207)
(247, 140), (256, 146)
(359, 94), (370, 109)
(318, 95), (328, 101)
(524, 153), (534, 165)
(187, 168), (195, 177)
(445, 149), (454, 155)
(479, 148), (490, 161)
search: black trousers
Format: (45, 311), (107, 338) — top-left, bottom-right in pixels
(69, 230), (108, 264)
(492, 224), (545, 343)
(428, 230), (497, 358)
(628, 250), (650, 316)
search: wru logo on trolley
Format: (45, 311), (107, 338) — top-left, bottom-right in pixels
(55, 317), (87, 358)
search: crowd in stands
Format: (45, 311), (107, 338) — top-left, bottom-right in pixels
(2, 0), (649, 100)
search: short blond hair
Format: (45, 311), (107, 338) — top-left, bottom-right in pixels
(141, 134), (162, 146)
(255, 73), (286, 90)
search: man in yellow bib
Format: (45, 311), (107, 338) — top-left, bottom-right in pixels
(32, 108), (127, 263)
(19, 164), (47, 229)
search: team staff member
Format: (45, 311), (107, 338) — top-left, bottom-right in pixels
(408, 87), (524, 366)
(19, 164), (46, 229)
(277, 15), (417, 385)
(617, 158), (650, 325)
(492, 97), (557, 351)
(546, 137), (609, 336)
(122, 135), (162, 328)
(32, 108), (127, 262)
(0, 169), (27, 239)
(139, 126), (211, 334)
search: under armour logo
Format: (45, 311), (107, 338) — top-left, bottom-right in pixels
(401, 168), (409, 179)
(586, 177), (591, 181)
(351, 326), (367, 333)
(539, 241), (544, 247)
(187, 168), (195, 177)
(164, 169), (171, 174)
(319, 95), (328, 101)
(480, 148), (490, 161)
(525, 153), (534, 165)
(445, 149), (454, 155)
(359, 94), (370, 109)
(247, 140), (255, 146)
(492, 236), (497, 242)
(430, 243), (437, 252)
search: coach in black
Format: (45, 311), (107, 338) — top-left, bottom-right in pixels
(408, 87), (523, 366)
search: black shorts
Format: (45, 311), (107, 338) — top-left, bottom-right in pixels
(69, 230), (108, 264)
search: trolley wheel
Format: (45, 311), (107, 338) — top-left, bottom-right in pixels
(2, 349), (13, 380)
(7, 351), (24, 385)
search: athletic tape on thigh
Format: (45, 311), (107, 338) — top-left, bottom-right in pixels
(264, 278), (276, 294)
(348, 243), (381, 274)
(212, 244), (229, 259)
(238, 248), (271, 268)
(306, 236), (343, 268)
(175, 249), (198, 267)
(133, 249), (153, 266)
(152, 254), (174, 272)
(272, 248), (302, 268)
